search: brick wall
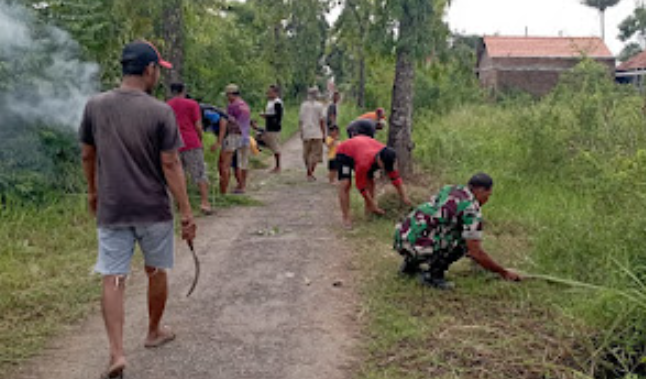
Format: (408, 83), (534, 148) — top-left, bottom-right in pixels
(477, 55), (615, 96)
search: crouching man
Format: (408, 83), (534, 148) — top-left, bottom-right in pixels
(336, 135), (412, 228)
(394, 173), (521, 290)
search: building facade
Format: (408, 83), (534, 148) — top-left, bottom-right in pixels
(477, 36), (615, 96)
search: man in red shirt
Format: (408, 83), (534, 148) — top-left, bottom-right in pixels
(335, 135), (412, 228)
(168, 83), (212, 214)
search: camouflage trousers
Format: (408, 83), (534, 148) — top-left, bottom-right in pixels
(398, 245), (467, 276)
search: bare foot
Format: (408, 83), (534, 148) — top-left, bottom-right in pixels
(342, 219), (352, 230)
(270, 168), (281, 173)
(145, 326), (176, 348)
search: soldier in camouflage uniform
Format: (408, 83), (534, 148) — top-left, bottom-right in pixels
(394, 173), (521, 289)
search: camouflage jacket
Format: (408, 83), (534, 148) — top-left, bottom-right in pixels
(394, 185), (483, 255)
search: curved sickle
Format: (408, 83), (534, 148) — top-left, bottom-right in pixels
(186, 240), (201, 298)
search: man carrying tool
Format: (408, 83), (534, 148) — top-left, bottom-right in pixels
(80, 40), (197, 379)
(335, 135), (412, 228)
(394, 173), (521, 290)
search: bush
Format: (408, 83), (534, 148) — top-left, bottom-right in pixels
(0, 124), (81, 202)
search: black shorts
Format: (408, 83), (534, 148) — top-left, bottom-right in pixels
(336, 153), (354, 181)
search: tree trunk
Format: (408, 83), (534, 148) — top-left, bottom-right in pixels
(273, 24), (283, 88)
(357, 53), (366, 108)
(600, 10), (605, 41)
(162, 0), (184, 98)
(387, 49), (415, 178)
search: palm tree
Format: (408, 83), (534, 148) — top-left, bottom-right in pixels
(582, 0), (622, 41)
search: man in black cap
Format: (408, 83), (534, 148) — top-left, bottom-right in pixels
(80, 40), (196, 378)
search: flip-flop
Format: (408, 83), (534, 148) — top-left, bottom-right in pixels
(200, 206), (213, 215)
(100, 360), (126, 379)
(144, 327), (176, 349)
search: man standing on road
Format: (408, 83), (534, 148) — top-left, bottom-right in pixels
(326, 91), (340, 134)
(299, 86), (326, 181)
(394, 173), (521, 289)
(260, 84), (283, 173)
(168, 82), (212, 214)
(335, 135), (412, 228)
(225, 84), (251, 194)
(80, 40), (197, 379)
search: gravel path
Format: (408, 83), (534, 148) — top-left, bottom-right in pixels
(12, 137), (359, 379)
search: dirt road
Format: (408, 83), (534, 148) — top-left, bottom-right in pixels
(12, 137), (358, 379)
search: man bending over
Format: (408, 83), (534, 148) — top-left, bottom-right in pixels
(335, 135), (412, 228)
(394, 173), (521, 290)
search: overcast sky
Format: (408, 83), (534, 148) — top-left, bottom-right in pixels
(327, 0), (640, 56)
(447, 0), (639, 55)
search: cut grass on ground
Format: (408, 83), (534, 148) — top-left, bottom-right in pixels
(346, 186), (599, 379)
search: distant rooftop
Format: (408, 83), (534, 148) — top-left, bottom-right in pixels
(483, 36), (614, 59)
(617, 50), (646, 71)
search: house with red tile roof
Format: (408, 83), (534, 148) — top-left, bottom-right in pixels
(477, 36), (615, 96)
(616, 50), (646, 91)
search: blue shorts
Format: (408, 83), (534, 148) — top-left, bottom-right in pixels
(95, 221), (175, 276)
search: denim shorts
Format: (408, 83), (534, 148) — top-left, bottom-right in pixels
(95, 221), (175, 275)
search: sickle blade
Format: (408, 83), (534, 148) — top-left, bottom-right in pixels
(186, 241), (200, 297)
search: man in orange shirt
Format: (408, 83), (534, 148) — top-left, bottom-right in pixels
(358, 107), (387, 130)
(335, 135), (412, 228)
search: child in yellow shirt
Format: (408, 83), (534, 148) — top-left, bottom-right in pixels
(326, 125), (340, 184)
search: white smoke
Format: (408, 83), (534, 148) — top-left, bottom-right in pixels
(0, 1), (99, 129)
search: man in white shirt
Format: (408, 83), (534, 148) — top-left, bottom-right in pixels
(299, 86), (326, 181)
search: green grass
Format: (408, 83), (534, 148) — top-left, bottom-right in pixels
(349, 63), (646, 378)
(0, 196), (99, 370)
(346, 192), (596, 379)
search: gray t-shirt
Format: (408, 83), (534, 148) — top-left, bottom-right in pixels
(79, 89), (183, 227)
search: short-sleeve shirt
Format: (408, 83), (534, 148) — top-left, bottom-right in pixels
(335, 136), (402, 193)
(201, 104), (229, 134)
(358, 111), (381, 121)
(394, 185), (484, 255)
(167, 97), (202, 152)
(346, 119), (377, 139)
(227, 98), (251, 144)
(79, 89), (183, 227)
(299, 100), (325, 140)
(326, 102), (337, 127)
(326, 136), (339, 160)
(265, 98), (283, 132)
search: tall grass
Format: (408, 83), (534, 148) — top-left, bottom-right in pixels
(413, 60), (646, 376)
